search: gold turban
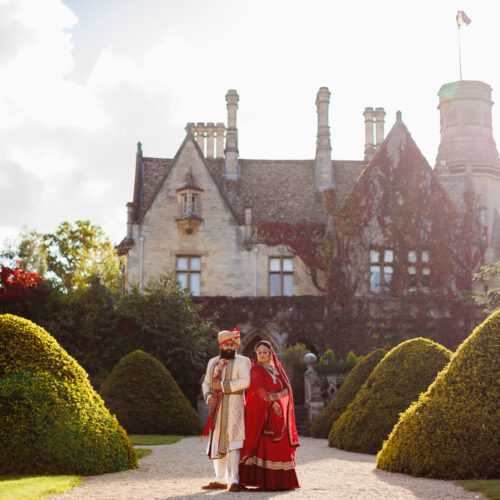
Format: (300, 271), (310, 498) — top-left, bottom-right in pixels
(218, 329), (241, 346)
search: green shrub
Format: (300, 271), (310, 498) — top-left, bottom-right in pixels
(0, 314), (136, 474)
(310, 348), (387, 438)
(100, 350), (201, 435)
(329, 338), (451, 454)
(377, 311), (500, 479)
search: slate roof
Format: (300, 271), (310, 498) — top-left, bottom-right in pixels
(130, 141), (366, 225)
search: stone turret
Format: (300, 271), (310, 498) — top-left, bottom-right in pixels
(435, 81), (500, 175)
(436, 80), (500, 262)
(315, 87), (333, 190)
(224, 89), (239, 179)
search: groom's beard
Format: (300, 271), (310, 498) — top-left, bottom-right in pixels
(220, 349), (236, 359)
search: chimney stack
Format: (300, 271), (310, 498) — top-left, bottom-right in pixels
(363, 107), (375, 162)
(374, 107), (386, 146)
(315, 87), (333, 190)
(206, 122), (215, 159)
(224, 89), (239, 179)
(215, 122), (225, 159)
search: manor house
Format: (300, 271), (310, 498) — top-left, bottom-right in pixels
(118, 81), (500, 356)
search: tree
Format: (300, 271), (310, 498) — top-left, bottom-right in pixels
(43, 220), (121, 292)
(1, 221), (122, 292)
(0, 229), (48, 275)
(469, 260), (500, 313)
(115, 273), (216, 404)
(0, 266), (44, 303)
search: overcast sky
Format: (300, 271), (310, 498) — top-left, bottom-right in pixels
(1, 0), (499, 245)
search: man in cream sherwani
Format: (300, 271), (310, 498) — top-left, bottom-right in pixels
(201, 329), (251, 492)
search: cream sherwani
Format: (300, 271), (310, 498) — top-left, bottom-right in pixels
(202, 353), (251, 484)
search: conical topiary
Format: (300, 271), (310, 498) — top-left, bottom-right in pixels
(100, 349), (201, 435)
(329, 338), (451, 454)
(377, 311), (500, 478)
(310, 348), (387, 439)
(0, 314), (136, 475)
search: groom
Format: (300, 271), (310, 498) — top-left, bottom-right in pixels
(201, 329), (251, 492)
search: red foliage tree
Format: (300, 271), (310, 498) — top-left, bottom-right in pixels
(0, 265), (44, 303)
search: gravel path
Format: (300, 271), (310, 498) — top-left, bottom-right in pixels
(50, 437), (482, 500)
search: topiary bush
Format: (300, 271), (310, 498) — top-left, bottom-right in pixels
(377, 311), (500, 479)
(100, 349), (201, 435)
(0, 314), (136, 475)
(310, 348), (387, 439)
(328, 338), (451, 454)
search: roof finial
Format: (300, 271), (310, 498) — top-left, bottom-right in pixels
(396, 110), (402, 122)
(137, 142), (142, 155)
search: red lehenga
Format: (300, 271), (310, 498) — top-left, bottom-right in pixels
(239, 357), (300, 490)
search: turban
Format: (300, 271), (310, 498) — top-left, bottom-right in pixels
(218, 328), (241, 347)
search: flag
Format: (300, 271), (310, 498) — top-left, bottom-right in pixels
(456, 10), (471, 28)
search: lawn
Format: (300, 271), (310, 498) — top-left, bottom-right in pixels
(134, 448), (152, 459)
(459, 480), (500, 500)
(0, 437), (178, 499)
(129, 434), (184, 446)
(0, 475), (80, 500)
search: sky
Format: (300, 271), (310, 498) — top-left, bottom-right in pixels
(1, 0), (499, 245)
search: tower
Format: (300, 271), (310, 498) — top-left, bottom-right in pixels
(436, 80), (500, 262)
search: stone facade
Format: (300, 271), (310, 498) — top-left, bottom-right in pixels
(119, 80), (500, 354)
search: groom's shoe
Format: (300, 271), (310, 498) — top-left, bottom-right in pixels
(228, 484), (241, 492)
(202, 482), (227, 490)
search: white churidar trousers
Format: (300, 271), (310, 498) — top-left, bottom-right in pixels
(213, 449), (240, 485)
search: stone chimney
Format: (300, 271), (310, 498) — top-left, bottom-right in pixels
(363, 107), (375, 162)
(374, 107), (386, 146)
(215, 122), (225, 159)
(315, 87), (333, 190)
(224, 89), (239, 179)
(206, 122), (215, 159)
(363, 107), (386, 161)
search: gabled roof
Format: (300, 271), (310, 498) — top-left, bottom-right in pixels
(129, 132), (366, 225)
(338, 115), (457, 235)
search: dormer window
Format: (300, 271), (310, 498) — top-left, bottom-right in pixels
(175, 168), (204, 234)
(181, 192), (200, 217)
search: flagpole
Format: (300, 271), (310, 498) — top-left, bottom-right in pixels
(457, 25), (463, 81)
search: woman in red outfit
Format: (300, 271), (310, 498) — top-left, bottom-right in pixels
(239, 340), (300, 491)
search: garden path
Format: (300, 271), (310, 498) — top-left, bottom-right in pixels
(50, 437), (481, 499)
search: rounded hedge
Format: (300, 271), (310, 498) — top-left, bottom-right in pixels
(328, 338), (451, 454)
(377, 311), (500, 479)
(310, 348), (387, 439)
(0, 314), (136, 475)
(100, 349), (201, 435)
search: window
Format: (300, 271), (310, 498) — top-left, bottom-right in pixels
(181, 192), (199, 218)
(370, 248), (393, 293)
(176, 256), (201, 296)
(407, 250), (430, 292)
(269, 257), (293, 296)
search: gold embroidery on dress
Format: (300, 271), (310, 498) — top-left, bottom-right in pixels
(243, 456), (296, 471)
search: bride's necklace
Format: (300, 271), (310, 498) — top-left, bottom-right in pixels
(261, 363), (277, 384)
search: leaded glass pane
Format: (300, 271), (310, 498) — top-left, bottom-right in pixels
(384, 250), (394, 263)
(177, 272), (188, 289)
(384, 266), (393, 285)
(370, 250), (380, 263)
(408, 250), (417, 263)
(190, 273), (201, 296)
(190, 257), (201, 271)
(283, 274), (293, 296)
(177, 257), (188, 271)
(283, 258), (294, 272)
(422, 250), (430, 263)
(269, 258), (281, 272)
(370, 265), (381, 293)
(269, 274), (281, 296)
